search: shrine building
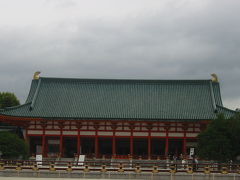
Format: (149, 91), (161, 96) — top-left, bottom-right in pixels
(0, 73), (236, 159)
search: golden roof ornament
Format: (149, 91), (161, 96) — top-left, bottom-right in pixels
(33, 71), (41, 80)
(211, 73), (219, 82)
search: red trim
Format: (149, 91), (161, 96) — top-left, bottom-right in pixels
(28, 134), (198, 140)
(27, 134), (198, 140)
(26, 127), (201, 134)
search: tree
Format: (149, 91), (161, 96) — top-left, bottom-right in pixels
(0, 92), (23, 138)
(197, 113), (240, 162)
(0, 92), (20, 109)
(0, 131), (29, 159)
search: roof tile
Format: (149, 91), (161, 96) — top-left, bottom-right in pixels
(0, 77), (236, 120)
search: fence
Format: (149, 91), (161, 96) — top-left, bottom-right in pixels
(0, 159), (240, 174)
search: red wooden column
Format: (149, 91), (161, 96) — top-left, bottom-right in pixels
(183, 138), (187, 155)
(60, 130), (63, 157)
(77, 131), (81, 154)
(76, 122), (82, 155)
(112, 133), (116, 157)
(42, 134), (45, 156)
(182, 123), (188, 156)
(23, 122), (30, 144)
(94, 122), (99, 158)
(58, 121), (65, 158)
(165, 138), (169, 156)
(164, 124), (170, 157)
(147, 123), (153, 159)
(95, 137), (99, 158)
(130, 135), (133, 156)
(40, 121), (47, 157)
(111, 123), (117, 158)
(129, 123), (135, 156)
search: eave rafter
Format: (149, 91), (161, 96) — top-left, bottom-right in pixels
(0, 114), (43, 128)
(0, 114), (212, 130)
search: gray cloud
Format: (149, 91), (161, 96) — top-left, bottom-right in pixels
(0, 0), (240, 109)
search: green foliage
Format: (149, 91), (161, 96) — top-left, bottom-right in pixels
(0, 92), (20, 109)
(197, 113), (240, 162)
(0, 131), (29, 159)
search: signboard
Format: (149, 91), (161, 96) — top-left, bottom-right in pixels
(36, 154), (42, 166)
(78, 155), (85, 166)
(189, 148), (194, 158)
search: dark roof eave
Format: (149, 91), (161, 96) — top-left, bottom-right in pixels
(0, 102), (32, 112)
(0, 114), (213, 122)
(216, 105), (236, 113)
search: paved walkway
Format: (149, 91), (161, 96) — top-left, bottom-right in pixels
(0, 178), (122, 180)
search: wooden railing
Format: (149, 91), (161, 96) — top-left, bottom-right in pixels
(0, 159), (240, 174)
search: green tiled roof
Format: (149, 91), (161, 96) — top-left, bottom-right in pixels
(0, 77), (236, 120)
(216, 105), (236, 118)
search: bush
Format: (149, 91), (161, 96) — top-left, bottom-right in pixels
(0, 131), (29, 159)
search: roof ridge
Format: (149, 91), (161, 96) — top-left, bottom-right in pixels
(209, 81), (217, 112)
(30, 78), (42, 110)
(39, 77), (214, 83)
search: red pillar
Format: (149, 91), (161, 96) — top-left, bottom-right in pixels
(111, 123), (117, 158)
(60, 128), (63, 157)
(112, 131), (116, 157)
(183, 128), (187, 156)
(164, 125), (170, 157)
(94, 123), (99, 158)
(165, 138), (169, 156)
(182, 125), (188, 157)
(77, 129), (81, 155)
(25, 131), (30, 145)
(24, 128), (29, 143)
(148, 132), (151, 159)
(130, 131), (133, 156)
(76, 122), (82, 155)
(183, 138), (187, 155)
(95, 135), (99, 158)
(42, 127), (46, 157)
(42, 135), (45, 157)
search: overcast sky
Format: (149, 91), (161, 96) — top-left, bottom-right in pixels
(0, 0), (239, 110)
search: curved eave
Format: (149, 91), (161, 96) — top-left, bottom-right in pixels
(0, 104), (214, 121)
(0, 102), (32, 111)
(0, 112), (214, 123)
(0, 114), (44, 122)
(216, 105), (237, 118)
